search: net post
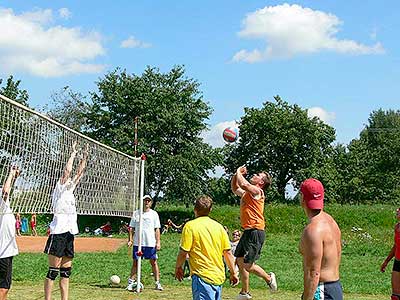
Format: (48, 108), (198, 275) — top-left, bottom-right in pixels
(136, 153), (146, 293)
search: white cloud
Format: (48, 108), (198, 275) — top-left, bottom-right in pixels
(202, 120), (238, 148)
(307, 107), (336, 125)
(0, 7), (105, 77)
(120, 36), (151, 49)
(233, 3), (385, 63)
(59, 8), (72, 20)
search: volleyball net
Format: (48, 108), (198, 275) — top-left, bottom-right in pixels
(0, 94), (142, 217)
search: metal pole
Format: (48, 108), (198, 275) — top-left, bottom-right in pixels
(136, 153), (146, 292)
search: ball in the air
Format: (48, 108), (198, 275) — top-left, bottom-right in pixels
(110, 275), (120, 285)
(223, 127), (239, 143)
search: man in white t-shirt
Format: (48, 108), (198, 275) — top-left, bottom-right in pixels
(0, 166), (20, 300)
(127, 195), (163, 291)
(44, 142), (88, 300)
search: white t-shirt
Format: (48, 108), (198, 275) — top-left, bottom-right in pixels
(49, 179), (79, 235)
(129, 209), (161, 247)
(0, 188), (18, 258)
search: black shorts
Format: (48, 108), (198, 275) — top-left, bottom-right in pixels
(394, 259), (400, 272)
(0, 256), (13, 289)
(234, 229), (265, 264)
(44, 232), (75, 258)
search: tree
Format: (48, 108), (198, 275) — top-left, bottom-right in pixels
(85, 66), (221, 205)
(44, 86), (90, 132)
(343, 109), (400, 203)
(224, 96), (336, 201)
(0, 75), (29, 105)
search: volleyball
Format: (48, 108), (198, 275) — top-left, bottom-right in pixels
(110, 275), (120, 285)
(223, 127), (239, 143)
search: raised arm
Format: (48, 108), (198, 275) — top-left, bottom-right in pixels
(235, 166), (261, 197)
(2, 166), (20, 201)
(72, 144), (88, 185)
(231, 173), (245, 197)
(61, 141), (78, 184)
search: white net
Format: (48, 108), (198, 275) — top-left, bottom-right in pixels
(0, 94), (142, 217)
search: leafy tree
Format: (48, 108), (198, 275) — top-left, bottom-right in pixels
(0, 75), (29, 105)
(44, 86), (90, 132)
(85, 66), (221, 205)
(344, 109), (400, 203)
(206, 176), (237, 205)
(224, 96), (336, 201)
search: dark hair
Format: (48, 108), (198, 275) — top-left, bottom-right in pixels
(260, 172), (272, 190)
(194, 195), (213, 216)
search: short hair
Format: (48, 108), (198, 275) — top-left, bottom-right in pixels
(194, 195), (213, 216)
(260, 172), (272, 190)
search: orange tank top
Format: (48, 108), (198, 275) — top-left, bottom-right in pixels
(240, 190), (265, 230)
(395, 225), (400, 259)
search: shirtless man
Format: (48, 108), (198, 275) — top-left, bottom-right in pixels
(299, 178), (343, 300)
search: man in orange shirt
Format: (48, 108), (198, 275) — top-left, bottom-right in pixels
(231, 165), (277, 300)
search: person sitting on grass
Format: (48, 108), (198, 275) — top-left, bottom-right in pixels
(94, 221), (112, 236)
(0, 166), (20, 300)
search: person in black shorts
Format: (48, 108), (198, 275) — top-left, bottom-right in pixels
(0, 166), (20, 300)
(44, 142), (88, 300)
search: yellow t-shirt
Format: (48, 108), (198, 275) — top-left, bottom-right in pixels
(180, 216), (231, 285)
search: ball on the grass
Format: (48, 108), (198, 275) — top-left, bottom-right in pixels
(223, 127), (239, 143)
(110, 275), (120, 285)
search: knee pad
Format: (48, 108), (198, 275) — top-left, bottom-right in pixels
(46, 267), (59, 280)
(391, 294), (400, 300)
(60, 267), (72, 278)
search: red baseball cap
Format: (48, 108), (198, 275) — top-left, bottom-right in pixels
(300, 178), (324, 209)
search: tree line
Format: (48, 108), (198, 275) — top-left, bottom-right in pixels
(1, 67), (399, 206)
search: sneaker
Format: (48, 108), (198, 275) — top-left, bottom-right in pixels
(237, 292), (252, 300)
(267, 272), (277, 291)
(126, 278), (136, 291)
(155, 282), (163, 291)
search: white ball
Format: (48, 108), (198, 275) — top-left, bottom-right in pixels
(110, 275), (120, 285)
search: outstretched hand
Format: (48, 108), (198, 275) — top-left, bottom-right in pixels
(380, 261), (388, 272)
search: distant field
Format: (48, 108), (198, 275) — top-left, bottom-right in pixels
(9, 204), (398, 299)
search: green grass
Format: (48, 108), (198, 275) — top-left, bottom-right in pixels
(8, 204), (399, 299)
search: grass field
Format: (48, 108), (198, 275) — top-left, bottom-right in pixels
(8, 203), (398, 299)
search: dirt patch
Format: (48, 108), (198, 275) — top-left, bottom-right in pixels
(16, 236), (126, 253)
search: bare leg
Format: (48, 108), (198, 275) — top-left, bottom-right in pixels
(150, 259), (160, 282)
(243, 262), (271, 283)
(60, 257), (72, 300)
(130, 259), (138, 280)
(237, 257), (250, 294)
(44, 255), (62, 300)
(0, 288), (9, 300)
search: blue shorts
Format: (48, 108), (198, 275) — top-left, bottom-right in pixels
(191, 274), (222, 300)
(313, 280), (343, 300)
(132, 246), (157, 260)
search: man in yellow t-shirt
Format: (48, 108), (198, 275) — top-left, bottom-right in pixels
(175, 196), (239, 300)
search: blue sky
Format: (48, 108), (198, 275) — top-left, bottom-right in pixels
(0, 1), (399, 148)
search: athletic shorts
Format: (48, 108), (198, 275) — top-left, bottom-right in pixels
(312, 280), (343, 300)
(191, 274), (222, 300)
(132, 246), (157, 260)
(234, 229), (265, 264)
(44, 232), (75, 258)
(394, 259), (400, 272)
(0, 256), (13, 289)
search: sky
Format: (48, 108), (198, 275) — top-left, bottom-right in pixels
(0, 1), (399, 149)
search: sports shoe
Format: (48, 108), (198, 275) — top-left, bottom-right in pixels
(237, 292), (252, 300)
(155, 281), (163, 291)
(267, 272), (277, 291)
(126, 278), (136, 291)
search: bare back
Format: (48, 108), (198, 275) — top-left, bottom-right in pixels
(300, 211), (341, 282)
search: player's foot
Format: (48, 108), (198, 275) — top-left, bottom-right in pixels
(126, 278), (136, 291)
(267, 272), (277, 291)
(237, 292), (252, 300)
(155, 281), (163, 291)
